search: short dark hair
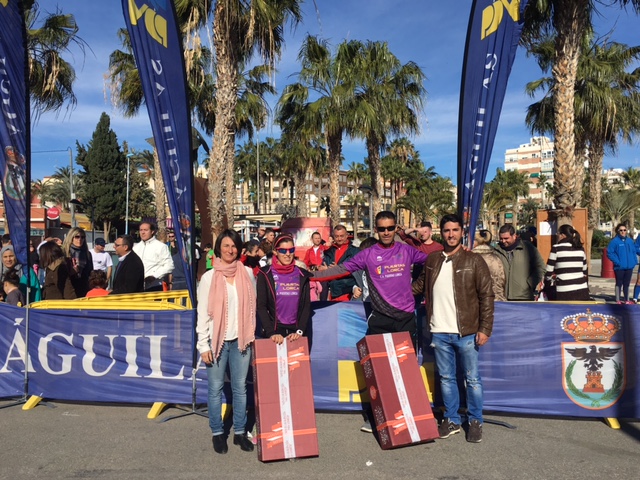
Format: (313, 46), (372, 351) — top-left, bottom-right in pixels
(439, 213), (463, 232)
(333, 224), (347, 233)
(117, 234), (134, 250)
(419, 221), (432, 228)
(3, 269), (20, 287)
(140, 222), (157, 233)
(499, 224), (516, 236)
(311, 231), (321, 238)
(214, 229), (242, 260)
(375, 211), (396, 224)
(359, 237), (378, 250)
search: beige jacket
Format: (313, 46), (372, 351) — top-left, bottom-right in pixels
(472, 244), (507, 301)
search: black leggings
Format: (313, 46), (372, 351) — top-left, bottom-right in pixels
(614, 269), (633, 301)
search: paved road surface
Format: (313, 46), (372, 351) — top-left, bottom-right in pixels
(1, 400), (638, 480)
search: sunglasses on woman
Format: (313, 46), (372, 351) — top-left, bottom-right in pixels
(74, 235), (86, 239)
(276, 247), (295, 254)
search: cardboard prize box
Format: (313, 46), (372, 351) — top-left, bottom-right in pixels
(357, 332), (439, 449)
(252, 337), (319, 461)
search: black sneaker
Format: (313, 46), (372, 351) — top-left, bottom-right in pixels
(467, 419), (483, 443)
(212, 434), (228, 454)
(233, 433), (255, 452)
(438, 419), (461, 439)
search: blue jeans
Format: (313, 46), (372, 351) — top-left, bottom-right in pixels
(431, 333), (483, 424)
(206, 339), (251, 436)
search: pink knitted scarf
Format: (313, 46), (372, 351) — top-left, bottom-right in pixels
(207, 257), (255, 360)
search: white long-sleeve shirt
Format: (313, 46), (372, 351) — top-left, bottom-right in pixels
(132, 236), (174, 278)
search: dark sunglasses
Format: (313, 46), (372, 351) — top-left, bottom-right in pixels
(376, 225), (396, 233)
(276, 247), (295, 254)
(74, 235), (86, 239)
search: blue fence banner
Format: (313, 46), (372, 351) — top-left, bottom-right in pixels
(26, 308), (195, 404)
(0, 0), (29, 268)
(2, 301), (640, 417)
(457, 0), (528, 239)
(0, 304), (26, 398)
(121, 0), (195, 300)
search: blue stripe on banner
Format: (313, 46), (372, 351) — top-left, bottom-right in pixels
(2, 301), (640, 416)
(121, 0), (195, 301)
(0, 0), (29, 269)
(457, 0), (529, 240)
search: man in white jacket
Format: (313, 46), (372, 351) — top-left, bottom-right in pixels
(133, 222), (174, 291)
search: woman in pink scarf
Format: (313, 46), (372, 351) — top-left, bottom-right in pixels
(196, 229), (256, 454)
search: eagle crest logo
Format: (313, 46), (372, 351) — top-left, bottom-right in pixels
(561, 309), (624, 410)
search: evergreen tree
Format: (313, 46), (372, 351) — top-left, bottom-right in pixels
(76, 113), (127, 238)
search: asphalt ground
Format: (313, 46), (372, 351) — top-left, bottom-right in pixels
(1, 259), (636, 480)
(1, 399), (639, 480)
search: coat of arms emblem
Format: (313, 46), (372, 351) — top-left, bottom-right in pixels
(561, 309), (624, 410)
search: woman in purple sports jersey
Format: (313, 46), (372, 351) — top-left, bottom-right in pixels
(256, 235), (313, 344)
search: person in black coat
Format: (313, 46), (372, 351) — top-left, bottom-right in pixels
(111, 235), (145, 295)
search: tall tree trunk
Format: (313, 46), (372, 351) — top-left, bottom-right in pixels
(295, 166), (309, 217)
(153, 149), (168, 240)
(210, 2), (239, 233)
(327, 132), (342, 225)
(551, 1), (589, 226)
(587, 140), (605, 265)
(367, 139), (383, 216)
(353, 197), (359, 241)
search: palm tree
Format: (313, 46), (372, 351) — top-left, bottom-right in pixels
(522, 0), (640, 226)
(346, 162), (369, 238)
(526, 33), (640, 246)
(481, 169), (530, 227)
(40, 166), (81, 210)
(277, 36), (359, 225)
(397, 168), (454, 226)
(199, 0), (302, 229)
(601, 188), (640, 235)
(25, 0), (87, 118)
(350, 41), (426, 215)
(621, 167), (640, 232)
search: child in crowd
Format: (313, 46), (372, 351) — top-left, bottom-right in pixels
(86, 270), (110, 298)
(3, 270), (25, 306)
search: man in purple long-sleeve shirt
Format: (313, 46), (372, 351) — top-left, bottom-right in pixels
(312, 211), (427, 336)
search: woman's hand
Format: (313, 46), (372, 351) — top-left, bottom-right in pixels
(270, 334), (284, 344)
(286, 332), (301, 342)
(201, 350), (213, 365)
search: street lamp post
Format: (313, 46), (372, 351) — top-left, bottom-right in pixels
(69, 147), (76, 228)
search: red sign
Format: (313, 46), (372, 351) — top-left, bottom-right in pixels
(46, 207), (60, 220)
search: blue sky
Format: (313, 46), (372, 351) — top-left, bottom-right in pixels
(31, 1), (640, 183)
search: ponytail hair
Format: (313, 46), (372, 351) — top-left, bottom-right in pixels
(557, 224), (583, 250)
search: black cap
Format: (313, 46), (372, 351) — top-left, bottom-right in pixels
(95, 238), (106, 246)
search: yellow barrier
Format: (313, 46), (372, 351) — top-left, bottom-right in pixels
(29, 290), (192, 310)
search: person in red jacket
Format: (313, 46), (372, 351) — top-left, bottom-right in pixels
(303, 231), (326, 270)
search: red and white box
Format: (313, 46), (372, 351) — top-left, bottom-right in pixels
(357, 332), (439, 449)
(252, 337), (319, 462)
